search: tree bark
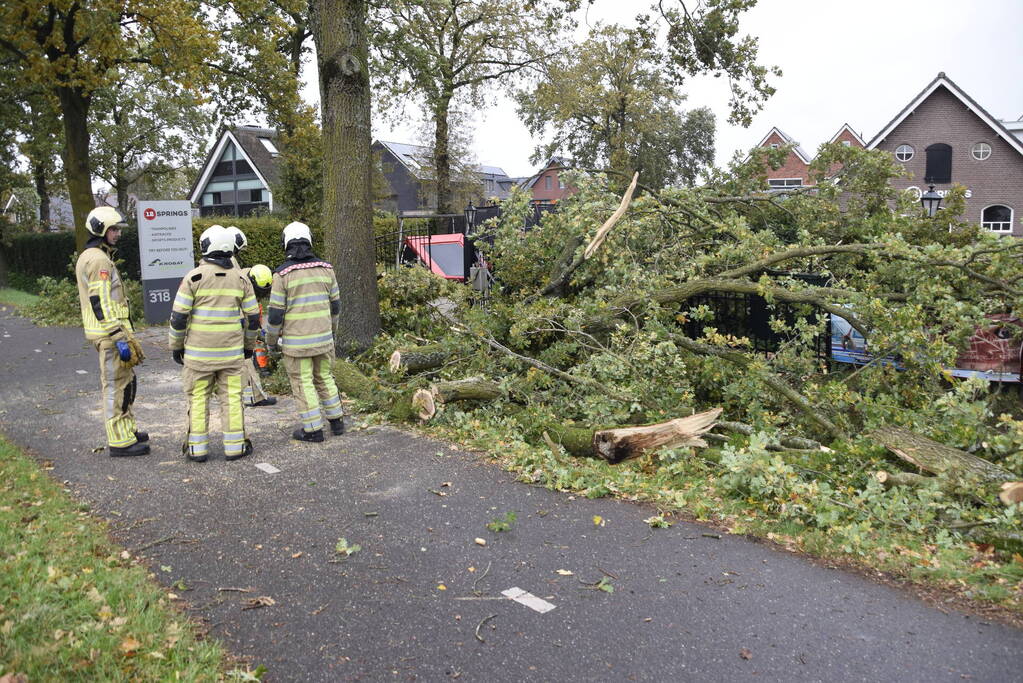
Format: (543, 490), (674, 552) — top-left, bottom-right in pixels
(56, 84), (93, 251)
(869, 426), (1016, 485)
(33, 161), (50, 228)
(874, 470), (936, 489)
(388, 344), (453, 374)
(431, 376), (503, 404)
(315, 0), (381, 353)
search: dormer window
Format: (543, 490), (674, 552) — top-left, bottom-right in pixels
(924, 143), (952, 183)
(259, 137), (280, 156)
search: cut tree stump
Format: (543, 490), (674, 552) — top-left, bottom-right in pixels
(388, 345), (453, 374)
(874, 470), (936, 489)
(869, 426), (1016, 485)
(999, 482), (1023, 506)
(592, 408), (722, 464)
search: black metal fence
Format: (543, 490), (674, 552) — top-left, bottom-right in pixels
(681, 273), (833, 360)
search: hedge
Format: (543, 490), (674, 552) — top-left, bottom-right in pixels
(2, 213), (412, 294)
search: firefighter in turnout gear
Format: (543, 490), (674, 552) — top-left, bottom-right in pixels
(265, 222), (344, 442)
(169, 225), (260, 462)
(75, 206), (150, 457)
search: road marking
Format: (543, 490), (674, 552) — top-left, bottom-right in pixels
(76, 370), (88, 374)
(255, 463), (280, 474)
(501, 587), (556, 614)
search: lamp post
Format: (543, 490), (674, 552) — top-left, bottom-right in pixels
(462, 202), (477, 284)
(920, 185), (942, 218)
(464, 202), (477, 233)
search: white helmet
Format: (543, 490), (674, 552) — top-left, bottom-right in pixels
(282, 221), (312, 250)
(86, 206), (127, 237)
(225, 225), (247, 253)
(199, 225), (235, 256)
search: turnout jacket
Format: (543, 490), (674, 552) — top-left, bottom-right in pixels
(265, 254), (340, 357)
(168, 257), (260, 370)
(75, 238), (133, 342)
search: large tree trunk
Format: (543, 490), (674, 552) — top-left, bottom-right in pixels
(433, 92), (453, 215)
(869, 426), (1016, 485)
(315, 0), (381, 353)
(388, 344), (453, 374)
(56, 84), (93, 251)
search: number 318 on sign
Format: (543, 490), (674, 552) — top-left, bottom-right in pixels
(148, 289), (171, 303)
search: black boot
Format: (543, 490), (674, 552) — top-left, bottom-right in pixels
(251, 397), (277, 407)
(134, 431), (149, 443)
(328, 418), (345, 436)
(182, 441), (206, 463)
(292, 427), (324, 443)
(226, 439), (253, 462)
(110, 441), (150, 457)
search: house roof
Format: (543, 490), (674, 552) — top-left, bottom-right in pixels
(375, 140), (508, 180)
(827, 123), (865, 147)
(521, 156), (570, 189)
(866, 72), (1023, 158)
(755, 127), (812, 164)
(188, 126), (280, 204)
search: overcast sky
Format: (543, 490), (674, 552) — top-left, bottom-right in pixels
(349, 0), (1023, 178)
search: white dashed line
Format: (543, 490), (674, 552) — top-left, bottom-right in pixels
(76, 370), (88, 374)
(255, 463), (281, 474)
(501, 587), (556, 613)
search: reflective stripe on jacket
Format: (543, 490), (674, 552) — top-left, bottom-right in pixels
(169, 261), (259, 370)
(265, 262), (339, 357)
(75, 244), (133, 341)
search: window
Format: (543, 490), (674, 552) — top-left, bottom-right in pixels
(895, 144), (914, 162)
(234, 160), (253, 176)
(249, 189), (263, 203)
(558, 177), (565, 189)
(924, 143), (952, 183)
(259, 137), (279, 156)
(982, 205), (1013, 233)
(769, 143), (779, 149)
(768, 178), (802, 188)
(972, 142), (991, 161)
(545, 175), (552, 190)
(211, 192), (222, 205)
(841, 140), (852, 147)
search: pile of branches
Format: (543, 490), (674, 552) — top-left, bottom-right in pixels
(342, 145), (1023, 548)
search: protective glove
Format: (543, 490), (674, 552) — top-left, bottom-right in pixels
(116, 340), (131, 361)
(172, 349), (185, 365)
(244, 349), (254, 359)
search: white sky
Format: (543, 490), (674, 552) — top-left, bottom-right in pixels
(315, 0), (1023, 178)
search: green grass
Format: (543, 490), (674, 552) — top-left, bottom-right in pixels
(0, 435), (228, 680)
(0, 288), (40, 308)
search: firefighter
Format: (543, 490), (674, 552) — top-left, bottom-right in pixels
(75, 206), (149, 457)
(241, 263), (277, 407)
(225, 225), (247, 268)
(265, 222), (344, 442)
(169, 225), (260, 462)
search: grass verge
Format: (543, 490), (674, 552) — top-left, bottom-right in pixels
(0, 435), (227, 680)
(0, 288), (40, 308)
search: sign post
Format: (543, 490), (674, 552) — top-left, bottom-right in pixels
(136, 200), (194, 323)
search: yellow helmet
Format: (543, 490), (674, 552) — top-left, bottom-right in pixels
(249, 263), (272, 290)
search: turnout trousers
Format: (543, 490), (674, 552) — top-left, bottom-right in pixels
(94, 338), (139, 448)
(283, 352), (343, 433)
(241, 357), (269, 406)
(182, 365), (246, 459)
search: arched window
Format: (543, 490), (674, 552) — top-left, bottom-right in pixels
(924, 143), (952, 184)
(982, 205), (1013, 233)
(895, 144), (914, 162)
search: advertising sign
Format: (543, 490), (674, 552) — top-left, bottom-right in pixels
(136, 200), (194, 323)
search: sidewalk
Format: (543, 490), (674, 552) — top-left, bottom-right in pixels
(1, 307), (1020, 681)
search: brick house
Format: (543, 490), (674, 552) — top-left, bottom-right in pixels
(866, 72), (1023, 236)
(521, 156), (572, 204)
(754, 128), (813, 188)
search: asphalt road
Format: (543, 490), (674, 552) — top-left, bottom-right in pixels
(1, 307), (1021, 682)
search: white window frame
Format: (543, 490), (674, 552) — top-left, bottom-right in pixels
(768, 178), (802, 188)
(981, 204), (1013, 233)
(972, 142), (991, 161)
(259, 137), (280, 156)
(895, 144), (914, 162)
(841, 140), (852, 147)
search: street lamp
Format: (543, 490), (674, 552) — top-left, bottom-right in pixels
(920, 184), (942, 218)
(464, 202), (477, 233)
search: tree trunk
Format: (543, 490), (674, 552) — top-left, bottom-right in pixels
(874, 470), (936, 489)
(34, 161), (50, 229)
(869, 426), (1016, 485)
(56, 84), (93, 251)
(433, 93), (453, 215)
(431, 376), (503, 404)
(592, 408), (721, 463)
(388, 344), (453, 374)
(315, 0), (381, 353)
